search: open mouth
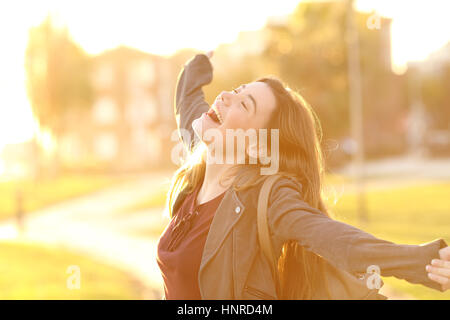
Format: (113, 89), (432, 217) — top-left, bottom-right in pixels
(206, 106), (223, 125)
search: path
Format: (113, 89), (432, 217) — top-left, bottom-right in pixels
(0, 171), (173, 299)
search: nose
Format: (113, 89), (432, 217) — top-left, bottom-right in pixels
(218, 91), (233, 105)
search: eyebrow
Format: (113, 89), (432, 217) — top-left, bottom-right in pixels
(241, 84), (258, 115)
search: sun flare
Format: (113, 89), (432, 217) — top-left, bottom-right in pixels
(0, 0), (448, 166)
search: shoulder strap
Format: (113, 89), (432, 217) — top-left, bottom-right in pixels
(257, 174), (282, 296)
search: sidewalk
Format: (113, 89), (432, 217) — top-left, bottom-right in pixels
(338, 155), (450, 180)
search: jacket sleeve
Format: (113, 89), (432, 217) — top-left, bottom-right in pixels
(174, 53), (213, 153)
(267, 177), (448, 292)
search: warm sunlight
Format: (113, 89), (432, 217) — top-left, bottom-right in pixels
(1, 0), (300, 156)
(357, 0), (450, 73)
(0, 1), (449, 302)
(0, 0), (449, 159)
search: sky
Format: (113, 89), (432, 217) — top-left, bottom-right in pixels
(0, 0), (449, 158)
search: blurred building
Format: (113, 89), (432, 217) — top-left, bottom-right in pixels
(409, 42), (450, 74)
(60, 46), (176, 171)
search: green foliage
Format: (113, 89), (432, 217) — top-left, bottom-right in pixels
(263, 2), (407, 156)
(25, 16), (93, 134)
(419, 64), (450, 130)
(181, 1), (409, 159)
(263, 2), (349, 139)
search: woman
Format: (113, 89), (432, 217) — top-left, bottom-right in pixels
(156, 51), (450, 300)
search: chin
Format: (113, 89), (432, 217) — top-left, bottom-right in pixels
(192, 115), (226, 144)
(192, 117), (205, 140)
(192, 116), (213, 138)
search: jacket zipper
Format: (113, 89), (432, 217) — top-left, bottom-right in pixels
(244, 285), (276, 300)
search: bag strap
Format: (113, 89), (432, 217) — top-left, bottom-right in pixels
(257, 174), (282, 296)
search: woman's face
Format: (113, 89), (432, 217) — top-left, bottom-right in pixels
(195, 81), (277, 138)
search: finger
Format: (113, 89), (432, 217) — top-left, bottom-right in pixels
(205, 50), (214, 59)
(426, 265), (450, 278)
(439, 247), (450, 260)
(431, 259), (450, 269)
(427, 272), (449, 286)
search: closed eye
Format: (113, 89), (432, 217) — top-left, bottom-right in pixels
(232, 88), (247, 110)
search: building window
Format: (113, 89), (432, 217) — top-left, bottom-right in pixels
(94, 132), (118, 160)
(136, 59), (155, 86)
(93, 63), (114, 90)
(92, 97), (118, 125)
(126, 93), (157, 125)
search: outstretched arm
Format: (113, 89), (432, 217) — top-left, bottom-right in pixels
(267, 177), (449, 292)
(174, 52), (213, 153)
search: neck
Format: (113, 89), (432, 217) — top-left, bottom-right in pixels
(201, 144), (241, 191)
(202, 161), (236, 191)
(198, 142), (247, 201)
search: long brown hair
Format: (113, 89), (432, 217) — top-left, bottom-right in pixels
(166, 76), (331, 299)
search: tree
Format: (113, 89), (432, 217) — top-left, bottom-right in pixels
(263, 2), (349, 140)
(262, 1), (407, 160)
(25, 15), (92, 140)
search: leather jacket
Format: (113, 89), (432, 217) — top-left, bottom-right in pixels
(171, 53), (447, 299)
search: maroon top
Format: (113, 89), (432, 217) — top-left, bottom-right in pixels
(156, 183), (226, 300)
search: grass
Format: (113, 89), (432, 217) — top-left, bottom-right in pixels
(0, 174), (122, 220)
(119, 186), (169, 214)
(327, 182), (450, 300)
(0, 241), (143, 299)
(127, 220), (169, 239)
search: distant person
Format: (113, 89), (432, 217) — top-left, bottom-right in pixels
(15, 188), (25, 235)
(156, 51), (450, 300)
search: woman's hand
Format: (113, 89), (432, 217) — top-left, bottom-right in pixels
(426, 246), (450, 291)
(205, 50), (214, 70)
(205, 50), (214, 59)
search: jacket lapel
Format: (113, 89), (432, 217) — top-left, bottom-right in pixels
(198, 187), (245, 277)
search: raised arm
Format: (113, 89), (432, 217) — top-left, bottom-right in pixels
(174, 53), (213, 153)
(267, 177), (448, 292)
